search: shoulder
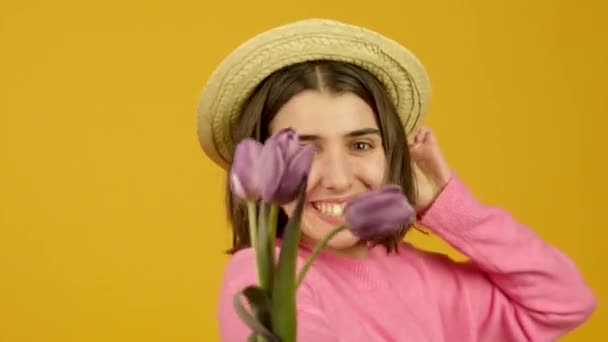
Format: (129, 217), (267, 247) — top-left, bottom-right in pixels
(220, 247), (258, 290)
(224, 247), (257, 272)
(216, 248), (260, 338)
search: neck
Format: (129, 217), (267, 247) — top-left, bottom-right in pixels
(300, 235), (369, 259)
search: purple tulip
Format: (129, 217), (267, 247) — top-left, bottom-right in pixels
(273, 127), (300, 160)
(229, 128), (314, 204)
(229, 139), (263, 201)
(258, 128), (314, 204)
(344, 185), (416, 240)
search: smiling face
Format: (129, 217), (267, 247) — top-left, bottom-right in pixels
(270, 90), (387, 256)
(226, 61), (416, 255)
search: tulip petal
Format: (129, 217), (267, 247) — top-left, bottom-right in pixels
(230, 174), (247, 200)
(345, 185), (415, 240)
(274, 144), (314, 204)
(273, 128), (299, 158)
(230, 139), (263, 200)
(258, 142), (286, 203)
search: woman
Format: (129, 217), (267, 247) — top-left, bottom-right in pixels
(197, 19), (596, 341)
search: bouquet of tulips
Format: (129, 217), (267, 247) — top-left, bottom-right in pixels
(229, 128), (416, 342)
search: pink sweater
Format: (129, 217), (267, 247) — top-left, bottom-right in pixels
(217, 175), (596, 341)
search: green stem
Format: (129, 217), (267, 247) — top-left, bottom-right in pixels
(257, 204), (272, 294)
(247, 202), (258, 249)
(247, 201), (274, 342)
(267, 204), (279, 264)
(246, 202), (261, 284)
(296, 224), (346, 289)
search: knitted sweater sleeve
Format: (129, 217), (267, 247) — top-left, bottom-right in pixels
(417, 174), (597, 341)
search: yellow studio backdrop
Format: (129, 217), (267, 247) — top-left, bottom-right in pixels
(1, 0), (606, 341)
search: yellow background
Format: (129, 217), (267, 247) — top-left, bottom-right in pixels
(1, 0), (606, 340)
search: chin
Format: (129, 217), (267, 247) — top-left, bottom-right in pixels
(299, 208), (361, 250)
(324, 229), (361, 249)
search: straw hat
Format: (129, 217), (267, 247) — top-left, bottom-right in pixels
(197, 18), (431, 169)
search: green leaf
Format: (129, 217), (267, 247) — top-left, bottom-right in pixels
(233, 287), (280, 342)
(242, 286), (272, 331)
(248, 334), (267, 342)
(270, 180), (307, 342)
(257, 203), (273, 294)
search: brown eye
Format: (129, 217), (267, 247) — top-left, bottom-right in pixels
(352, 141), (373, 151)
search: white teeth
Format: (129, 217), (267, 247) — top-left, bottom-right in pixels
(332, 205), (343, 216)
(314, 202), (344, 217)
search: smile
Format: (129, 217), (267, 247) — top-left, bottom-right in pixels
(311, 201), (345, 217)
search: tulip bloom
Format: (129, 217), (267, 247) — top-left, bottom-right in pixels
(228, 128), (315, 342)
(344, 185), (416, 240)
(258, 128), (314, 204)
(229, 128), (314, 205)
(229, 139), (263, 201)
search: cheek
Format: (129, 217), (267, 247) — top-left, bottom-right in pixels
(305, 151), (387, 188)
(355, 152), (387, 186)
(305, 159), (322, 190)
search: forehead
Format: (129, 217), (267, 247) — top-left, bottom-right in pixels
(270, 91), (378, 135)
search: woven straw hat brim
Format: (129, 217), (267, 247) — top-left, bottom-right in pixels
(197, 18), (431, 169)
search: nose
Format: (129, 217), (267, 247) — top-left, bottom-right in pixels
(311, 147), (353, 193)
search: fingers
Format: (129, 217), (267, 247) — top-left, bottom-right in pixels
(408, 128), (421, 147)
(415, 130), (426, 145)
(408, 126), (433, 148)
(408, 126), (443, 166)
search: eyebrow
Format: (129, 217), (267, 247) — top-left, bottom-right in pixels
(298, 128), (381, 141)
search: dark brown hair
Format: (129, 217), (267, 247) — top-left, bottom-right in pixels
(225, 60), (417, 254)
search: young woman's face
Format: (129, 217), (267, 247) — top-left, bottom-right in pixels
(270, 90), (387, 256)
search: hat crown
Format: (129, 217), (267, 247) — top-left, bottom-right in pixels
(197, 18), (431, 168)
